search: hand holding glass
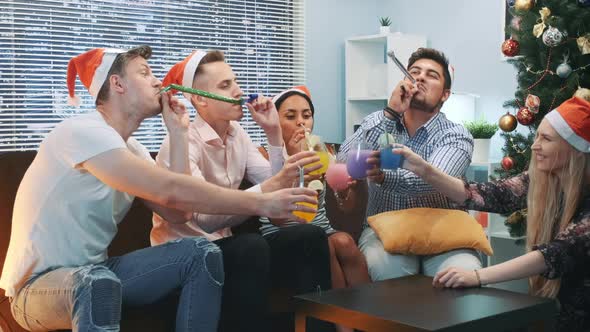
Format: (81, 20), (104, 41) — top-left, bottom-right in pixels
(346, 140), (373, 180)
(292, 166), (318, 222)
(326, 160), (350, 191)
(301, 133), (329, 176)
(379, 133), (405, 170)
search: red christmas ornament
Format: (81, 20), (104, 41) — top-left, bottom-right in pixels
(502, 156), (515, 170)
(502, 38), (520, 57)
(517, 107), (535, 125)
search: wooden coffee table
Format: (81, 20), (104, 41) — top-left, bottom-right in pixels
(294, 275), (557, 331)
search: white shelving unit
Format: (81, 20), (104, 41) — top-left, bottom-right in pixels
(345, 33), (427, 136)
(466, 162), (528, 293)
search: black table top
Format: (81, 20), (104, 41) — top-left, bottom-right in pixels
(294, 275), (557, 331)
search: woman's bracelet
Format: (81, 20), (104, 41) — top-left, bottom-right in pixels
(474, 269), (482, 287)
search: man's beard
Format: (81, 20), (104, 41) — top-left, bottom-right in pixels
(410, 97), (438, 114)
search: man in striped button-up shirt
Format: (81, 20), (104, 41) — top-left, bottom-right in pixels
(337, 48), (482, 281)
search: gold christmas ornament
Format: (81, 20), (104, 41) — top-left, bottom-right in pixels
(574, 87), (590, 102)
(533, 7), (551, 38)
(499, 112), (518, 132)
(577, 34), (590, 55)
(515, 0), (535, 11)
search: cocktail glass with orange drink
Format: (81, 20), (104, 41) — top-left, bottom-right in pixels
(300, 126), (329, 176)
(292, 165), (320, 223)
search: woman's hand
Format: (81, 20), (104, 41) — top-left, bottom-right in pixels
(395, 145), (428, 177)
(285, 127), (307, 156)
(433, 267), (480, 288)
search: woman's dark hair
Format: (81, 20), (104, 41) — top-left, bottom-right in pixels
(273, 91), (315, 116)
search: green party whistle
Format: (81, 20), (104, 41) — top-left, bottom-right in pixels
(161, 84), (258, 105)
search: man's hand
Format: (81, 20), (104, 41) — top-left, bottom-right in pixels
(246, 95), (282, 144)
(161, 91), (189, 134)
(258, 187), (318, 222)
(261, 151), (321, 192)
(387, 80), (418, 114)
(366, 151), (385, 184)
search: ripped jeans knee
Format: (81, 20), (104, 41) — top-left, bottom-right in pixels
(72, 265), (122, 329)
(10, 265), (122, 332)
(182, 237), (224, 286)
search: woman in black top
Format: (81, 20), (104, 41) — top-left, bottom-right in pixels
(395, 96), (590, 331)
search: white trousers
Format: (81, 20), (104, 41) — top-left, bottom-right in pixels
(359, 227), (483, 281)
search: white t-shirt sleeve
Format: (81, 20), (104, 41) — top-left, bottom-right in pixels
(56, 118), (127, 168)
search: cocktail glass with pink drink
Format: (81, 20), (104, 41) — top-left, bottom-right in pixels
(326, 161), (350, 191)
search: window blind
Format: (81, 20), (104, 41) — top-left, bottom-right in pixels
(0, 0), (305, 152)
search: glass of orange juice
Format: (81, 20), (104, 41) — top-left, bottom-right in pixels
(292, 166), (319, 223)
(301, 134), (329, 176)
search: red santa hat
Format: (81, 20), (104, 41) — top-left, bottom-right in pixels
(545, 96), (590, 153)
(66, 47), (126, 106)
(272, 85), (315, 116)
(448, 64), (455, 87)
(272, 85), (312, 104)
(162, 50), (208, 100)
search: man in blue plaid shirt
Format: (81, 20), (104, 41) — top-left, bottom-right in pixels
(337, 48), (481, 281)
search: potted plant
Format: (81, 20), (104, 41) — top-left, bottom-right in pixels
(379, 16), (391, 34)
(464, 118), (498, 163)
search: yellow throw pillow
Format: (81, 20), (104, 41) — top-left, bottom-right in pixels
(367, 208), (493, 256)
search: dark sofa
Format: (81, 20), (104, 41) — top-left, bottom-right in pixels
(0, 151), (366, 332)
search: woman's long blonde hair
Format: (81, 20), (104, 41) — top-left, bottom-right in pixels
(527, 144), (590, 298)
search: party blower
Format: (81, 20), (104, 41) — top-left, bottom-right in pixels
(161, 83), (258, 105)
(387, 50), (416, 84)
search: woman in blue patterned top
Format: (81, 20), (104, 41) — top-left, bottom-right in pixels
(397, 96), (590, 331)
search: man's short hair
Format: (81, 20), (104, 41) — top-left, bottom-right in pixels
(96, 45), (152, 105)
(407, 48), (452, 90)
(194, 50), (226, 82)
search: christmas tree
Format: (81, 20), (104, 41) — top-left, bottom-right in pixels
(498, 0), (590, 236)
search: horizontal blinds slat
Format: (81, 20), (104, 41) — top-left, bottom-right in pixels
(3, 0), (302, 11)
(0, 57), (306, 70)
(1, 7), (304, 28)
(0, 0), (304, 151)
(0, 29), (305, 45)
(0, 10), (305, 26)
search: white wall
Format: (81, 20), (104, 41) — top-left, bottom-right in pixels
(305, 0), (518, 161)
(305, 0), (383, 143)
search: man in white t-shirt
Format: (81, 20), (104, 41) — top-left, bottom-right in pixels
(0, 46), (317, 332)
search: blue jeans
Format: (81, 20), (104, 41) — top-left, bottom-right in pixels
(10, 237), (223, 332)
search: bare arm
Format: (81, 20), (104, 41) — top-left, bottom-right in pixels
(194, 185), (264, 233)
(82, 148), (318, 221)
(433, 251), (546, 288)
(140, 91), (192, 222)
(478, 251), (546, 285)
(399, 144), (469, 204)
(399, 145), (529, 213)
